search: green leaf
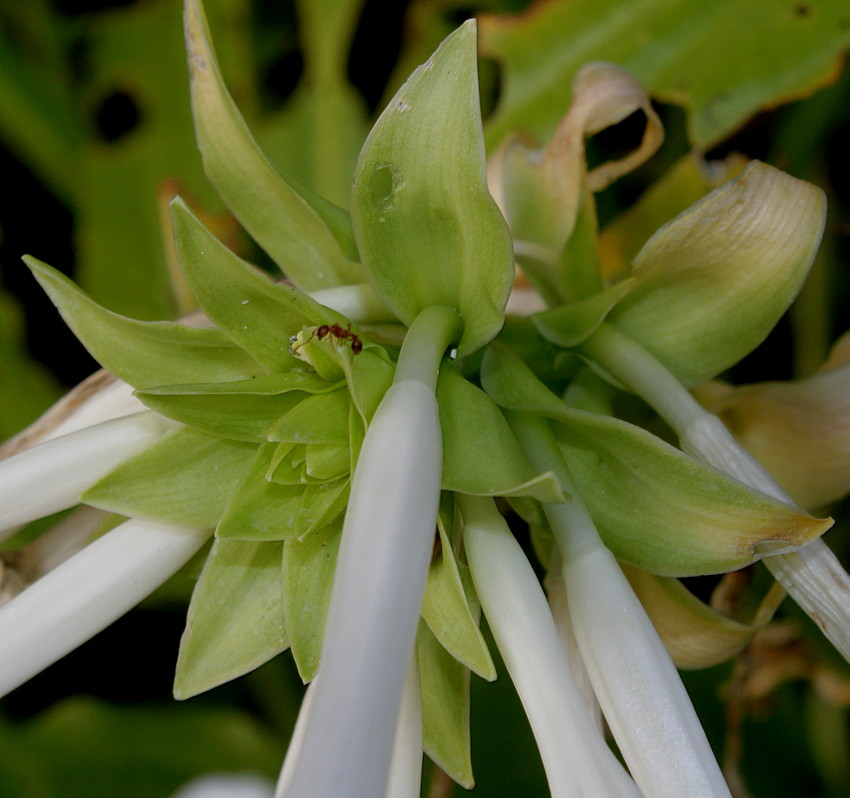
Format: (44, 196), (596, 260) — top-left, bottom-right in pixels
(481, 0), (850, 149)
(136, 374), (338, 441)
(184, 0), (363, 287)
(174, 538), (287, 699)
(0, 289), (61, 439)
(437, 363), (565, 502)
(421, 519), (495, 681)
(282, 517), (343, 682)
(483, 346), (831, 576)
(606, 162), (826, 385)
(0, 697), (281, 798)
(83, 427), (257, 528)
(171, 199), (348, 371)
(24, 257), (263, 389)
(350, 21), (514, 356)
(216, 443), (307, 540)
(418, 621), (474, 789)
(72, 0), (244, 320)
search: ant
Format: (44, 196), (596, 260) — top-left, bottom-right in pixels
(311, 323), (363, 355)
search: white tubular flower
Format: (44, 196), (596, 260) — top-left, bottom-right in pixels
(172, 773), (274, 798)
(544, 564), (604, 732)
(551, 513), (731, 798)
(513, 414), (731, 798)
(277, 305), (456, 798)
(0, 411), (177, 539)
(460, 494), (641, 798)
(277, 380), (441, 798)
(385, 657), (423, 798)
(0, 519), (210, 698)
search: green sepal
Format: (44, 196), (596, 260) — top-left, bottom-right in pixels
(341, 347), (396, 424)
(266, 443), (312, 485)
(266, 388), (351, 444)
(294, 478), (350, 540)
(24, 257), (262, 389)
(532, 277), (637, 347)
(305, 444), (351, 481)
(171, 200), (347, 372)
(437, 364), (564, 503)
(173, 538), (288, 699)
(216, 443), (306, 539)
(282, 518), (343, 682)
(422, 512), (495, 681)
(136, 374), (340, 442)
(184, 0), (363, 286)
(266, 442), (350, 484)
(418, 621), (474, 789)
(83, 427), (256, 528)
(484, 346), (831, 576)
(350, 22), (514, 357)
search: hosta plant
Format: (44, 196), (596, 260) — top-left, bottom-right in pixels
(1, 2), (849, 797)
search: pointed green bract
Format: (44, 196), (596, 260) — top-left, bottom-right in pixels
(171, 200), (346, 372)
(294, 478), (350, 540)
(183, 0), (363, 288)
(83, 427), (256, 528)
(136, 374), (339, 441)
(173, 538), (287, 699)
(532, 278), (637, 347)
(418, 621), (474, 789)
(437, 364), (564, 503)
(421, 520), (495, 681)
(483, 346), (831, 575)
(215, 443), (348, 541)
(282, 518), (343, 682)
(350, 21), (514, 357)
(24, 257), (262, 389)
(607, 162), (827, 385)
(340, 347), (396, 424)
(266, 388), (351, 444)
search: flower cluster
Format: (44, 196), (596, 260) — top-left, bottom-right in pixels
(2, 2), (849, 797)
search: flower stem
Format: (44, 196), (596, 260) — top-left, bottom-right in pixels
(510, 412), (733, 798)
(278, 305), (459, 798)
(581, 321), (850, 662)
(459, 493), (641, 798)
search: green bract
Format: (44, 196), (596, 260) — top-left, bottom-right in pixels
(482, 347), (830, 575)
(184, 0), (362, 286)
(350, 21), (514, 357)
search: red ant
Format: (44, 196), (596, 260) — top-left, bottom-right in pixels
(311, 323), (363, 355)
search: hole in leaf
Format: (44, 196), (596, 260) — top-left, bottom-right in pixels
(370, 165), (396, 207)
(93, 90), (141, 142)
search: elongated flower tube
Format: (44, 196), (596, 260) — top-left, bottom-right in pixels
(0, 519), (210, 698)
(512, 413), (733, 798)
(460, 494), (641, 797)
(278, 305), (460, 798)
(581, 321), (850, 662)
(0, 411), (177, 538)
